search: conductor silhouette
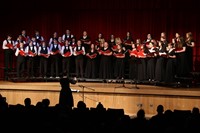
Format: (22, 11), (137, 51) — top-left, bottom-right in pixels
(59, 77), (77, 110)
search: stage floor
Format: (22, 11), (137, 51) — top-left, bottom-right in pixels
(1, 80), (200, 117)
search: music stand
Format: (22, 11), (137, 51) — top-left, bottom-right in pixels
(78, 85), (95, 102)
(130, 79), (140, 89)
(115, 78), (128, 88)
(115, 78), (139, 89)
(115, 79), (138, 89)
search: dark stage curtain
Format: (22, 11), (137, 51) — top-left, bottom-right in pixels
(0, 0), (200, 78)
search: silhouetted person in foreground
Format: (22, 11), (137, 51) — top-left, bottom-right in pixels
(59, 77), (77, 110)
(42, 98), (50, 108)
(0, 94), (8, 112)
(23, 97), (34, 112)
(130, 109), (149, 132)
(149, 104), (166, 133)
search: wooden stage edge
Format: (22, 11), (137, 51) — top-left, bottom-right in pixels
(0, 80), (200, 117)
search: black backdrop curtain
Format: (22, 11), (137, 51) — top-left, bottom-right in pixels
(0, 0), (200, 76)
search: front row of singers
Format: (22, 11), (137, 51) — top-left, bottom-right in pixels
(13, 38), (187, 83)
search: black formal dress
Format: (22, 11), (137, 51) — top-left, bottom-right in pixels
(155, 47), (166, 82)
(165, 49), (176, 83)
(99, 47), (113, 79)
(85, 50), (98, 78)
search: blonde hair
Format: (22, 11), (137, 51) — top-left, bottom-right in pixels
(186, 32), (193, 39)
(115, 37), (122, 45)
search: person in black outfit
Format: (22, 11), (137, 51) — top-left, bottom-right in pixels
(175, 36), (189, 77)
(99, 42), (113, 79)
(165, 43), (176, 83)
(123, 31), (134, 50)
(137, 40), (147, 82)
(185, 32), (195, 72)
(80, 31), (91, 53)
(108, 34), (116, 51)
(113, 44), (126, 79)
(129, 43), (138, 80)
(85, 43), (98, 78)
(146, 42), (157, 81)
(59, 77), (77, 110)
(155, 41), (167, 82)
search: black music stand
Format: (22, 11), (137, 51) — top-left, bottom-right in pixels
(130, 79), (140, 89)
(115, 78), (129, 88)
(115, 79), (139, 89)
(78, 85), (95, 102)
(115, 78), (139, 89)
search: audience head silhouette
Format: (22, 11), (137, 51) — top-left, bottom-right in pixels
(42, 98), (50, 108)
(24, 97), (31, 107)
(137, 109), (145, 118)
(156, 104), (164, 114)
(96, 102), (104, 109)
(77, 101), (86, 109)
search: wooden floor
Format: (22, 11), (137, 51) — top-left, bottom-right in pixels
(0, 80), (200, 117)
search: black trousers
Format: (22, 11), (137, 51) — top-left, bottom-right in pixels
(4, 49), (14, 79)
(39, 57), (48, 77)
(62, 57), (71, 77)
(50, 55), (59, 77)
(27, 57), (35, 77)
(75, 56), (84, 78)
(17, 56), (25, 77)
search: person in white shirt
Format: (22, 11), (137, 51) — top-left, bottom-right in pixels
(38, 41), (50, 78)
(62, 29), (74, 43)
(34, 30), (44, 44)
(15, 42), (26, 78)
(73, 40), (85, 78)
(49, 39), (61, 78)
(14, 35), (26, 49)
(2, 34), (15, 80)
(49, 32), (58, 46)
(25, 41), (37, 77)
(61, 40), (73, 77)
(21, 30), (30, 45)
